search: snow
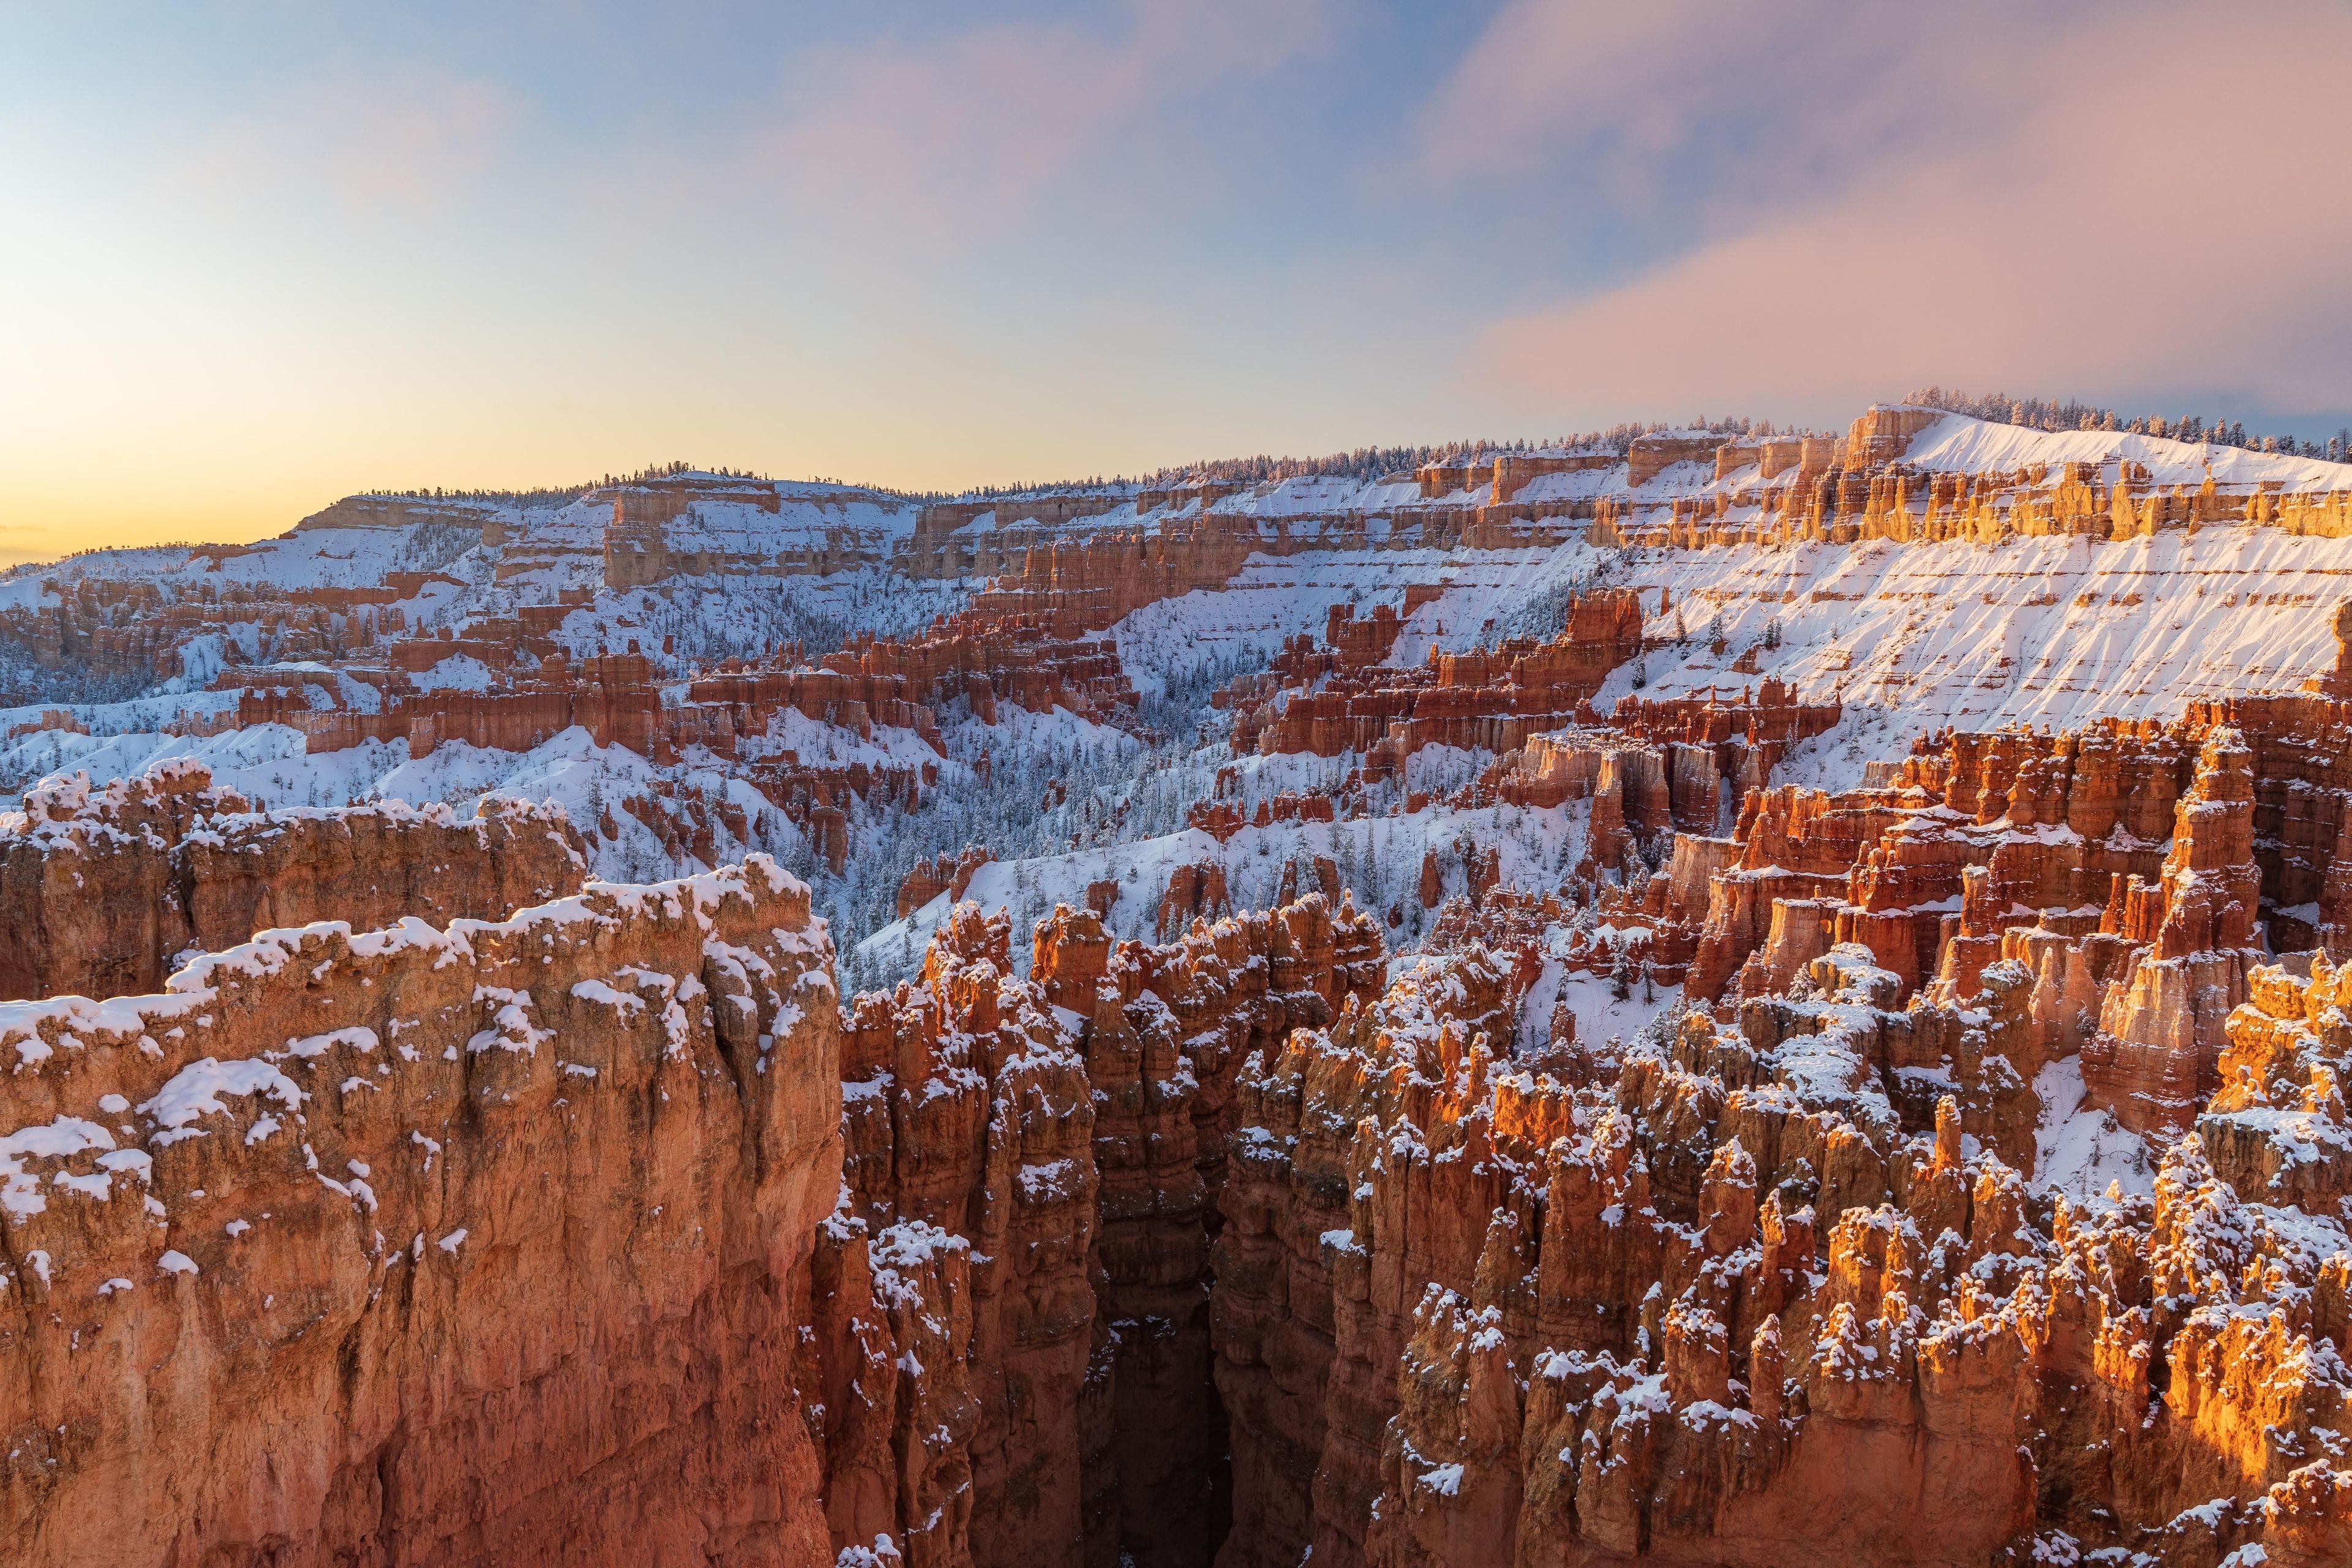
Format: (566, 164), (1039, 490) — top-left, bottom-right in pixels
(2032, 1057), (2154, 1204)
(857, 793), (1588, 979)
(1902, 411), (2352, 492)
(411, 654), (496, 692)
(1110, 550), (1509, 697)
(1, 1116), (118, 1218)
(138, 1057), (306, 1146)
(1610, 527), (2352, 792)
(1513, 962), (1681, 1057)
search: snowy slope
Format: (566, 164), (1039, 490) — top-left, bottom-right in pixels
(1594, 527), (2352, 791)
(1902, 413), (2352, 491)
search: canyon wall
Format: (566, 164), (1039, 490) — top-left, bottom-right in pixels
(1221, 589), (1647, 771)
(813, 892), (1384, 1568)
(0, 854), (843, 1566)
(0, 760), (587, 1003)
(11, 695), (2352, 1568)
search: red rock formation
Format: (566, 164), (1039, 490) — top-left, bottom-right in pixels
(1624, 429), (1725, 486)
(899, 845), (995, 918)
(0, 761), (586, 1003)
(830, 902), (1109, 1565)
(1226, 590), (1645, 768)
(824, 614), (1140, 726)
(2201, 953), (2352, 1212)
(964, 521), (1259, 637)
(1159, 860), (1232, 941)
(2081, 727), (2269, 1134)
(903, 493), (1129, 580)
(0, 854), (842, 1566)
(826, 893), (1382, 1568)
(1211, 941), (2352, 1568)
(596, 473), (907, 585)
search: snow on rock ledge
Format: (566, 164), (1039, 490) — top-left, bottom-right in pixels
(0, 851), (842, 1567)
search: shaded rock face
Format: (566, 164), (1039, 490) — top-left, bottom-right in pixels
(0, 760), (587, 1003)
(818, 894), (1384, 1568)
(0, 854), (842, 1567)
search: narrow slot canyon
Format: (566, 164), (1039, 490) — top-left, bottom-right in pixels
(816, 892), (1387, 1568)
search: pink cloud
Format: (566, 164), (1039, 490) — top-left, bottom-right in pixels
(1408, 1), (2046, 218)
(1455, 1), (2352, 418)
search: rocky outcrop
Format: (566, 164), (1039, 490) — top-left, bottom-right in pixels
(601, 473), (909, 586)
(898, 845), (995, 918)
(963, 523), (1260, 637)
(2078, 728), (2267, 1134)
(0, 761), (587, 1003)
(1158, 861), (1233, 941)
(831, 902), (1109, 1567)
(1222, 590), (1646, 769)
(2202, 953), (2352, 1212)
(825, 892), (1383, 1568)
(819, 616), (1140, 727)
(1210, 942), (2352, 1568)
(0, 854), (843, 1567)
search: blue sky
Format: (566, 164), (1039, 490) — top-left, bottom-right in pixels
(3, 1), (2349, 554)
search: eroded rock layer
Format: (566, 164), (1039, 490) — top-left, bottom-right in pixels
(1213, 939), (2352, 1568)
(0, 854), (842, 1566)
(812, 893), (1383, 1568)
(0, 760), (587, 1004)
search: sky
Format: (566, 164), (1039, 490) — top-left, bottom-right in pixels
(2, 0), (2350, 563)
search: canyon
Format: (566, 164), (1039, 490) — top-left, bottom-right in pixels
(5, 401), (2352, 1566)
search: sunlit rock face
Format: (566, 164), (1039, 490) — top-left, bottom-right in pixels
(1208, 941), (2352, 1568)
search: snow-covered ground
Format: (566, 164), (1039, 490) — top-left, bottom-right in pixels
(2032, 1057), (2155, 1205)
(0, 721), (807, 885)
(1594, 526), (2352, 792)
(12, 410), (2352, 1025)
(1513, 959), (1683, 1057)
(854, 791), (1591, 983)
(1901, 412), (2352, 492)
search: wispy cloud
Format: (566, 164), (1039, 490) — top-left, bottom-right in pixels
(171, 59), (527, 211)
(744, 0), (1335, 232)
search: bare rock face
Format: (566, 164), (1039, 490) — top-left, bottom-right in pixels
(0, 760), (587, 1003)
(823, 893), (1383, 1568)
(1219, 590), (1646, 768)
(830, 901), (1109, 1568)
(2202, 954), (2352, 1211)
(1183, 679), (2352, 1567)
(1210, 943), (2352, 1568)
(0, 853), (842, 1566)
(1158, 860), (1233, 941)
